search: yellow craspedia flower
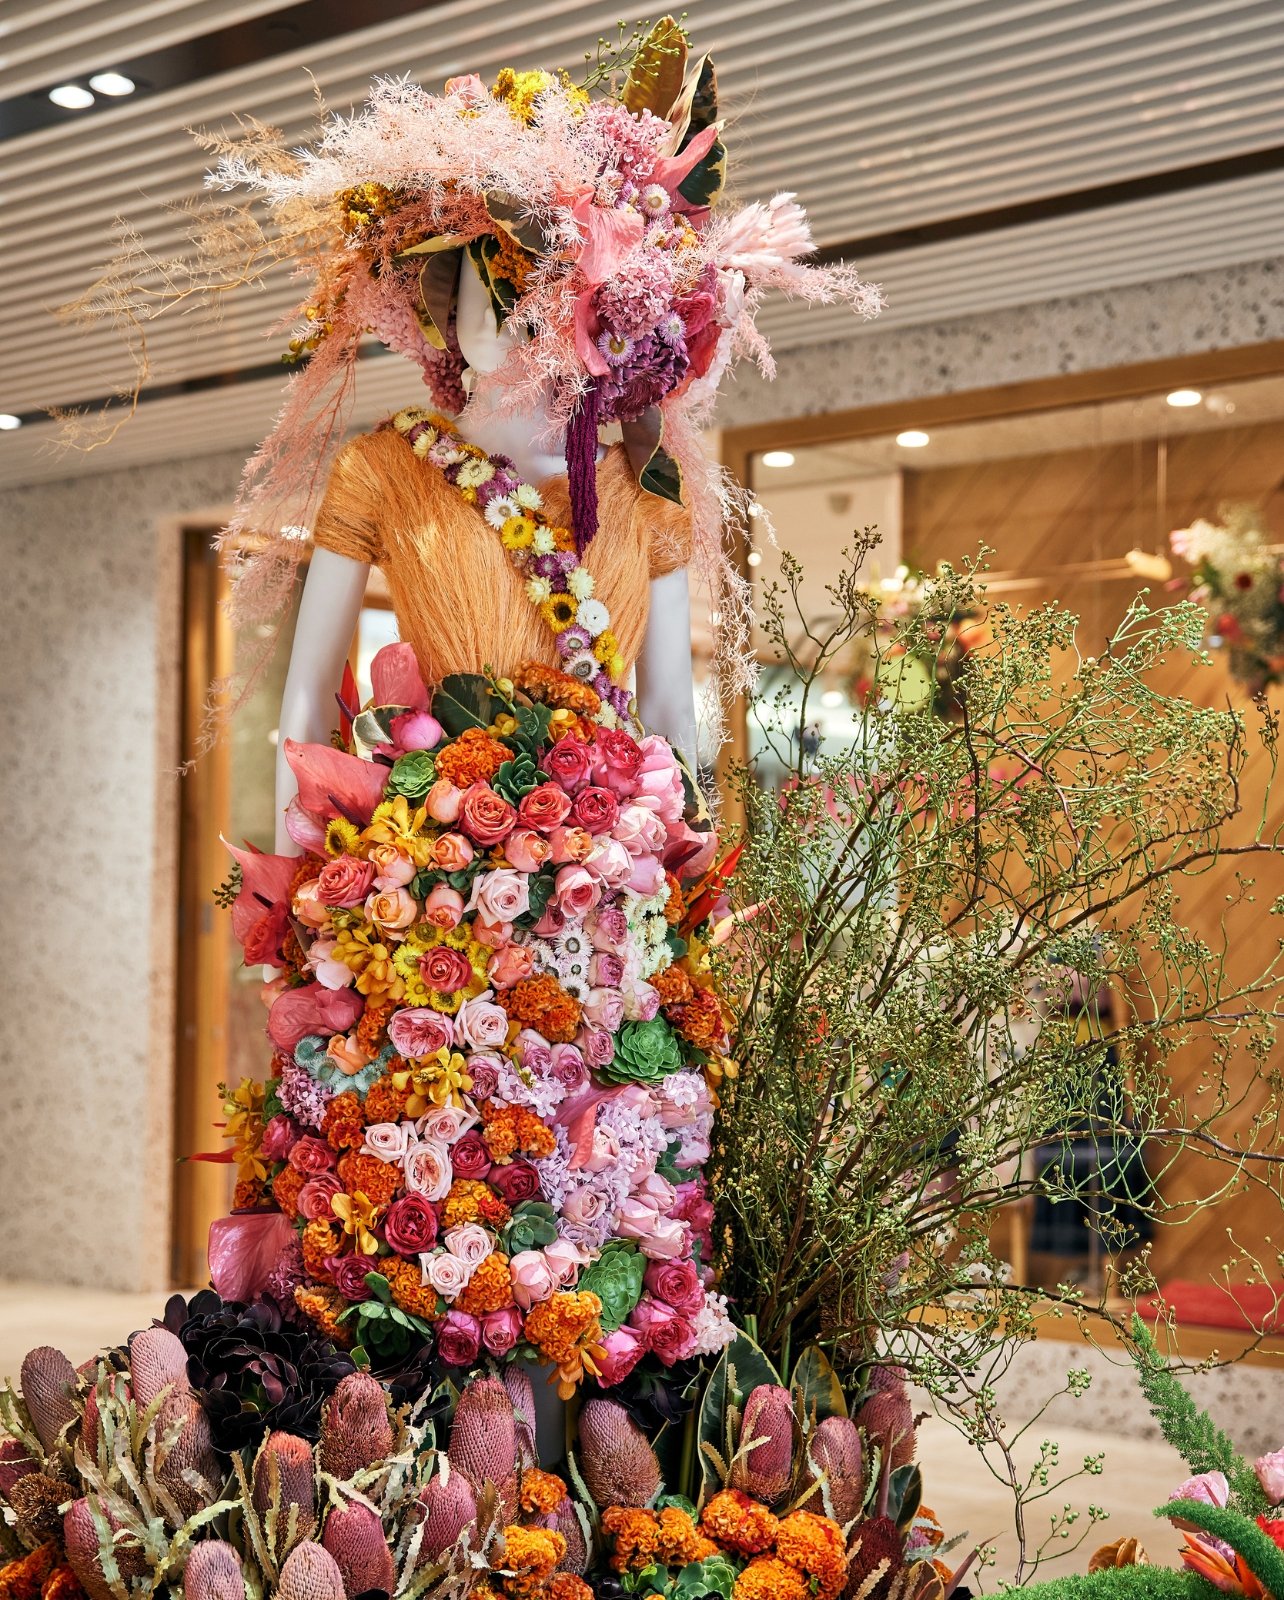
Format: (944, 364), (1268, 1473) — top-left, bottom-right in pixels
(502, 515), (538, 551)
(541, 595), (579, 634)
(325, 817), (362, 858)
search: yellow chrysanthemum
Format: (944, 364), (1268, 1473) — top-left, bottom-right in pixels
(392, 940), (432, 1006)
(551, 524), (576, 553)
(325, 817), (363, 858)
(593, 629), (619, 665)
(501, 515), (538, 551)
(541, 596), (579, 634)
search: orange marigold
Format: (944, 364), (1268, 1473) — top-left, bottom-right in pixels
(524, 1291), (603, 1367)
(442, 1178), (493, 1228)
(547, 1578), (593, 1600)
(731, 1556), (809, 1600)
(601, 1507), (660, 1572)
(338, 1152), (401, 1207)
(514, 661), (601, 717)
(385, 1257), (442, 1320)
(272, 1164), (306, 1220)
(775, 1512), (847, 1599)
(500, 975), (582, 1044)
(322, 1091), (366, 1151)
(517, 1468), (566, 1516)
(457, 1251), (514, 1316)
(294, 1285), (354, 1347)
(701, 1490), (780, 1557)
(0, 1543), (57, 1600)
(301, 1218), (343, 1284)
(652, 966), (694, 1007)
(669, 983), (728, 1053)
(436, 726), (511, 787)
(363, 1072), (411, 1123)
(655, 1505), (712, 1568)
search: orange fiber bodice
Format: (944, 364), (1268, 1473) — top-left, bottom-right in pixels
(311, 427), (691, 683)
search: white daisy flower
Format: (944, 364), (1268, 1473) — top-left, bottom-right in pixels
(485, 495), (521, 528)
(577, 598), (610, 633)
(533, 528), (557, 556)
(568, 567), (595, 600)
(411, 431), (436, 457)
(526, 577), (552, 604)
(515, 484), (543, 511)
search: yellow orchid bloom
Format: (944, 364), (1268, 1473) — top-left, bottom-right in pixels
(362, 796), (432, 866)
(331, 1191), (382, 1255)
(392, 1048), (474, 1115)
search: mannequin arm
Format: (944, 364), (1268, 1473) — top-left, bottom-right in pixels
(275, 546), (371, 853)
(635, 567), (698, 763)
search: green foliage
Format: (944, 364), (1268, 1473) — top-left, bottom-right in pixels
(1012, 1568), (1222, 1598)
(697, 1332), (781, 1497)
(1129, 1317), (1267, 1514)
(434, 672), (501, 735)
(789, 1345), (848, 1426)
(1158, 1499), (1284, 1598)
(340, 1274), (436, 1362)
(212, 861), (242, 909)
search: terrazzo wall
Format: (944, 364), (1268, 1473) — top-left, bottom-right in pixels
(1, 258), (1282, 1296)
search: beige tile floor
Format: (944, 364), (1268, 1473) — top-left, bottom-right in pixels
(0, 1281), (1187, 1587)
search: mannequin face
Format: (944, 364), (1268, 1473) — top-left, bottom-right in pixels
(455, 253), (520, 375)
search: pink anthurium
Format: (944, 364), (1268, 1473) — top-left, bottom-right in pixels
(267, 980), (365, 1055)
(370, 641), (430, 711)
(221, 840), (298, 966)
(284, 737), (389, 823)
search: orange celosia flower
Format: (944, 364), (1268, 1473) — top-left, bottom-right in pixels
(356, 1000), (395, 1053)
(301, 1218), (343, 1284)
(272, 1165), (306, 1220)
(655, 1505), (713, 1567)
(601, 1507), (660, 1573)
(652, 965), (694, 1007)
(500, 974), (582, 1044)
(514, 661), (601, 717)
(663, 872), (686, 925)
(669, 983), (728, 1053)
(233, 1175), (266, 1211)
(363, 1071), (411, 1123)
(546, 1577), (593, 1600)
(524, 1292), (603, 1395)
(518, 1468), (567, 1516)
(322, 1091), (366, 1151)
(338, 1152), (401, 1207)
(385, 1257), (442, 1321)
(481, 1102), (556, 1163)
(0, 1543), (57, 1600)
(294, 1285), (354, 1347)
(774, 1511), (848, 1599)
(496, 1525), (565, 1582)
(731, 1556), (810, 1600)
(436, 726), (511, 787)
(441, 1178), (494, 1228)
(41, 1564), (85, 1600)
(458, 1251), (514, 1315)
(701, 1490), (780, 1557)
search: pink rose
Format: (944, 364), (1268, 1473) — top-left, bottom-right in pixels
(586, 838), (634, 889)
(366, 886), (418, 938)
(510, 1250), (558, 1310)
(468, 868), (530, 925)
(268, 983), (364, 1055)
(424, 884), (466, 929)
(588, 906), (628, 949)
(450, 1131), (492, 1181)
(317, 855), (376, 908)
(390, 709), (443, 752)
(673, 1180), (714, 1233)
(622, 979), (661, 1022)
(489, 942), (535, 989)
(420, 946), (474, 994)
(579, 1026), (616, 1070)
(626, 855), (666, 896)
(330, 1255), (376, 1302)
(629, 1296), (696, 1366)
(1170, 1473), (1230, 1524)
(419, 1106), (476, 1145)
(369, 843), (417, 889)
(550, 1043), (588, 1093)
(489, 1160), (541, 1206)
(639, 1214), (690, 1262)
(562, 1187), (610, 1231)
(437, 1309), (482, 1367)
(533, 902), (567, 936)
(594, 728), (644, 797)
(444, 1223), (493, 1270)
(1256, 1452), (1284, 1504)
(426, 778), (463, 823)
(548, 825), (593, 864)
(473, 916), (512, 948)
(636, 736), (686, 824)
(596, 1325), (646, 1386)
(388, 1007), (455, 1059)
(543, 1236), (589, 1287)
(544, 737), (592, 792)
(643, 1257), (704, 1314)
(459, 783), (516, 846)
(572, 787), (620, 834)
(404, 1140), (453, 1200)
(292, 878), (331, 931)
(260, 1114), (300, 1162)
(384, 1192), (439, 1255)
(555, 864), (601, 920)
(517, 783), (573, 834)
(579, 1124), (622, 1174)
(615, 803), (667, 856)
(433, 832), (475, 872)
(505, 828), (552, 873)
(481, 1306), (523, 1357)
(362, 1122), (412, 1163)
(297, 1173), (343, 1221)
(289, 1136), (337, 1177)
(516, 1031), (553, 1075)
(584, 988), (625, 1033)
(590, 952), (624, 987)
(634, 1173), (676, 1212)
(424, 1251), (470, 1300)
(467, 1055), (501, 1100)
(455, 993), (510, 1050)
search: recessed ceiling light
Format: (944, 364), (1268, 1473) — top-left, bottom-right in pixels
(746, 549), (763, 568)
(0, 414), (22, 431)
(88, 71), (135, 96)
(820, 689), (845, 708)
(48, 84), (95, 109)
(1166, 388), (1202, 408)
(761, 449), (795, 469)
(896, 429), (930, 448)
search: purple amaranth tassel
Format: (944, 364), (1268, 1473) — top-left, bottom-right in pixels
(565, 381), (601, 555)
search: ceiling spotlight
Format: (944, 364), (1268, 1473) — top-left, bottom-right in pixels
(48, 83), (95, 109)
(820, 689), (845, 709)
(1166, 388), (1202, 408)
(88, 71), (136, 96)
(0, 414), (22, 431)
(896, 429), (930, 448)
(746, 549), (763, 568)
(761, 449), (795, 469)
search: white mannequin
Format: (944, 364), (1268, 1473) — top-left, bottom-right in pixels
(274, 260), (698, 852)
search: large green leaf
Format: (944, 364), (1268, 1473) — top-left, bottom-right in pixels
(789, 1346), (848, 1426)
(622, 409), (684, 506)
(678, 136), (727, 209)
(485, 190), (555, 256)
(697, 1331), (780, 1495)
(406, 245), (463, 351)
(888, 1462), (922, 1532)
(434, 672), (500, 735)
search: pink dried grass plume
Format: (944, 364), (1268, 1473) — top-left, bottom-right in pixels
(20, 1347), (78, 1455)
(731, 1384), (795, 1506)
(576, 1398), (661, 1509)
(856, 1367), (915, 1472)
(155, 1390), (221, 1521)
(253, 1431), (318, 1556)
(414, 1470), (478, 1565)
(800, 1415), (864, 1528)
(322, 1499), (395, 1597)
(447, 1378), (517, 1493)
(184, 1541), (246, 1600)
(276, 1541), (346, 1600)
(64, 1497), (148, 1600)
(319, 1372), (393, 1482)
(130, 1326), (190, 1409)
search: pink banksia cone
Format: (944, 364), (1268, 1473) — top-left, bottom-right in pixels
(414, 1471), (478, 1565)
(856, 1366), (916, 1472)
(253, 1431), (317, 1556)
(800, 1415), (865, 1527)
(731, 1385), (796, 1506)
(576, 1399), (662, 1509)
(64, 1496), (147, 1600)
(276, 1542), (345, 1600)
(553, 1496), (588, 1574)
(130, 1326), (190, 1409)
(20, 1346), (78, 1455)
(0, 1436), (36, 1496)
(323, 1499), (394, 1597)
(155, 1390), (221, 1521)
(319, 1372), (393, 1483)
(447, 1378), (517, 1493)
(502, 1365), (538, 1469)
(8, 1472), (68, 1546)
(184, 1541), (246, 1600)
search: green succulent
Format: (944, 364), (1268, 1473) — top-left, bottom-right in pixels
(502, 1201), (560, 1255)
(600, 1017), (685, 1085)
(387, 749), (436, 801)
(578, 1242), (646, 1332)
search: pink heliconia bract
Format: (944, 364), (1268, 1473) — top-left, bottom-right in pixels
(319, 1372), (394, 1482)
(0, 1437), (36, 1496)
(184, 1541), (246, 1600)
(554, 1496), (589, 1574)
(856, 1366), (916, 1472)
(576, 1399), (662, 1509)
(447, 1378), (517, 1492)
(64, 1497), (147, 1600)
(501, 1365), (538, 1469)
(731, 1384), (795, 1506)
(19, 1345), (78, 1454)
(253, 1431), (318, 1556)
(276, 1541), (346, 1600)
(414, 1471), (478, 1565)
(800, 1415), (865, 1527)
(129, 1325), (190, 1409)
(323, 1499), (395, 1597)
(155, 1391), (221, 1521)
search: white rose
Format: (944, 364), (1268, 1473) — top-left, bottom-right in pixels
(421, 1250), (470, 1301)
(418, 1105), (476, 1145)
(402, 1138), (453, 1200)
(361, 1121), (412, 1163)
(444, 1223), (493, 1269)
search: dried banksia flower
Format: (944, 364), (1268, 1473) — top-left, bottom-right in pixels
(731, 1385), (795, 1506)
(502, 1364), (538, 1468)
(184, 1541), (246, 1600)
(318, 1373), (392, 1482)
(447, 1379), (517, 1492)
(576, 1399), (662, 1509)
(323, 1499), (395, 1596)
(553, 1496), (588, 1574)
(1088, 1537), (1148, 1572)
(253, 1431), (318, 1556)
(800, 1415), (864, 1527)
(414, 1471), (477, 1565)
(8, 1471), (68, 1545)
(844, 1513), (904, 1600)
(130, 1327), (190, 1409)
(64, 1496), (147, 1600)
(856, 1368), (915, 1472)
(0, 1436), (37, 1496)
(155, 1391), (221, 1521)
(20, 1347), (78, 1455)
(276, 1541), (345, 1600)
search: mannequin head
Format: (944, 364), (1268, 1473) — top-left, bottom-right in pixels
(455, 255), (520, 376)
